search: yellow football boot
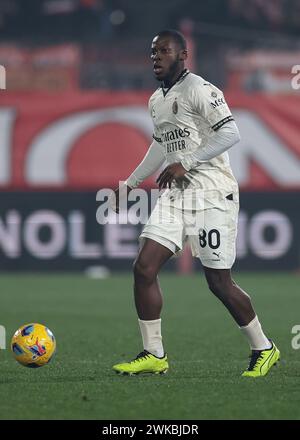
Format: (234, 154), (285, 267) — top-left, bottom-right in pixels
(242, 341), (280, 377)
(113, 350), (168, 376)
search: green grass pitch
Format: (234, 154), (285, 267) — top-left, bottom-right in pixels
(0, 271), (300, 420)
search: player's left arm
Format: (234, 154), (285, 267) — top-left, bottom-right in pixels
(156, 85), (240, 189)
(156, 121), (240, 188)
(180, 82), (240, 171)
(181, 119), (240, 171)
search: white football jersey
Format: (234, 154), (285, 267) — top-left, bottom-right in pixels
(149, 70), (238, 193)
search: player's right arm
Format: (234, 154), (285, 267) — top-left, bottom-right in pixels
(109, 139), (165, 212)
(125, 139), (165, 188)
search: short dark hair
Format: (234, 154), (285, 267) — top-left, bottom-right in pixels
(155, 29), (187, 50)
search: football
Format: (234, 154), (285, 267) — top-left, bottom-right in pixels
(11, 323), (56, 368)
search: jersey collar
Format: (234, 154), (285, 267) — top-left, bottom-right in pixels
(161, 69), (190, 97)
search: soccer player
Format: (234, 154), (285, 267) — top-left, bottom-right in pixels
(111, 30), (280, 377)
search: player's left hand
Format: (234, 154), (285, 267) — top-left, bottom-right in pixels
(156, 163), (187, 189)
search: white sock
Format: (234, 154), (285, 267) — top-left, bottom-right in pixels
(239, 316), (272, 350)
(138, 318), (164, 358)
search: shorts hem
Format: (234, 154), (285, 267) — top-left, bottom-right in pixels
(200, 260), (234, 269)
(140, 232), (181, 254)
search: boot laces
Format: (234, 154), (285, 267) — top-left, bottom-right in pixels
(247, 350), (264, 371)
(131, 350), (151, 363)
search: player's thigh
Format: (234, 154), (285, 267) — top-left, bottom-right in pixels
(140, 199), (185, 254)
(135, 237), (174, 275)
(189, 200), (239, 269)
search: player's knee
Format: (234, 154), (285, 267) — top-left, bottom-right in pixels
(133, 259), (157, 285)
(206, 273), (232, 300)
(207, 278), (223, 298)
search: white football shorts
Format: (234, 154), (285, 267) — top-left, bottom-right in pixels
(140, 189), (239, 269)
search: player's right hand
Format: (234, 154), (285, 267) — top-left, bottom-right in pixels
(108, 184), (131, 213)
(156, 163), (187, 189)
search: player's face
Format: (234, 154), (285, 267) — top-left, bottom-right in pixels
(151, 37), (184, 82)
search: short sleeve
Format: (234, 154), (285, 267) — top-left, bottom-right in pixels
(190, 82), (234, 131)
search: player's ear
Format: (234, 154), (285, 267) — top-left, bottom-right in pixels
(180, 49), (188, 61)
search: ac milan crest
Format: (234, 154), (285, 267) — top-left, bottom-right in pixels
(172, 99), (178, 114)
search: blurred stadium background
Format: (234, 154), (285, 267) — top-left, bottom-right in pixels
(0, 0), (300, 420)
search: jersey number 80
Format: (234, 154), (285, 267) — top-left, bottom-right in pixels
(199, 228), (220, 249)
